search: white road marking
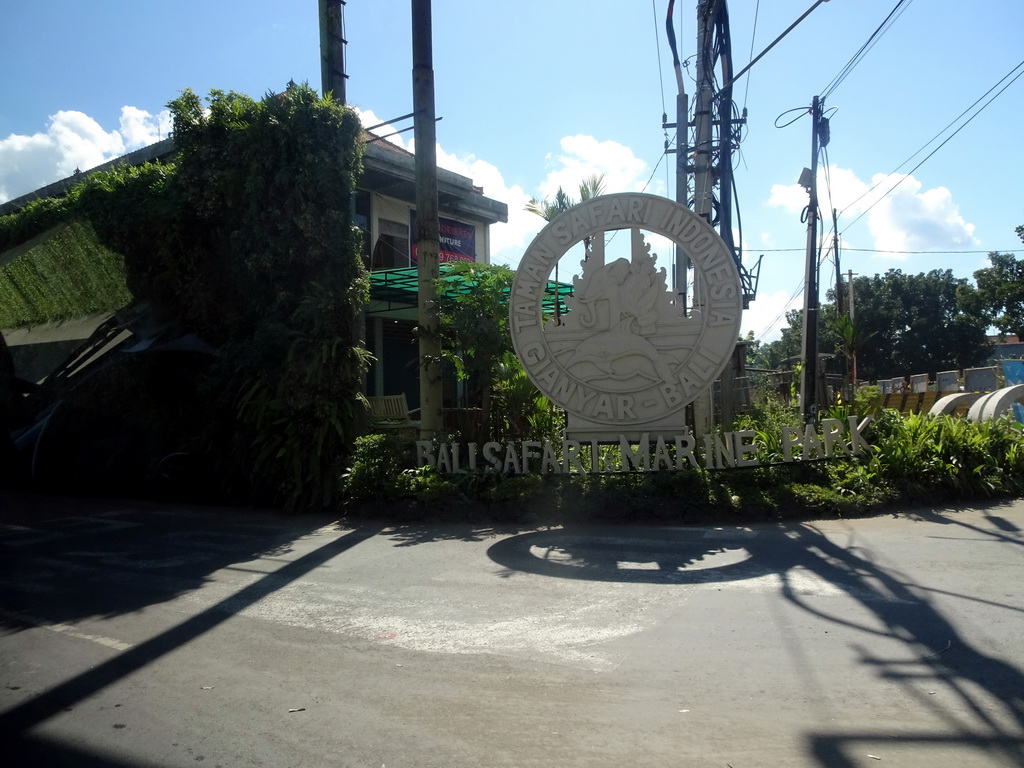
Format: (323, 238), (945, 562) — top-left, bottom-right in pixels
(0, 609), (132, 651)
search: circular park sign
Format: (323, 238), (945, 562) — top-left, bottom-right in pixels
(509, 192), (743, 441)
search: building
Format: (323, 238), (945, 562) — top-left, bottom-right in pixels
(0, 132), (511, 411)
(354, 136), (508, 409)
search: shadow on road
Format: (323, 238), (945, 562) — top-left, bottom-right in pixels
(0, 493), (334, 632)
(486, 509), (1024, 766)
(0, 493), (381, 758)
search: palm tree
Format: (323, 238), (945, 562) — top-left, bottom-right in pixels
(832, 313), (875, 397)
(525, 174), (606, 322)
(525, 173), (606, 226)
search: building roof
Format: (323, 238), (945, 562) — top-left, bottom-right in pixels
(0, 133), (509, 226)
(360, 137), (507, 225)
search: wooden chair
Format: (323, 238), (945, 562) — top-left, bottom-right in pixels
(368, 393), (419, 433)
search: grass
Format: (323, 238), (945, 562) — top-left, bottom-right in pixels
(0, 221), (132, 328)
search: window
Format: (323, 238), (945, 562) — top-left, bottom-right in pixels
(371, 219), (410, 270)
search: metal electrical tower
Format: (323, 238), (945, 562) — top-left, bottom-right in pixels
(665, 0), (758, 432)
(665, 0), (836, 426)
(665, 0), (760, 316)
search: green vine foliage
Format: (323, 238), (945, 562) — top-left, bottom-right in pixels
(433, 262), (560, 443)
(1, 83), (370, 511)
(160, 85), (370, 511)
(0, 221), (133, 327)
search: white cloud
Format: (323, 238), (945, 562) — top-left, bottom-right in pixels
(118, 106), (171, 148)
(0, 111), (120, 202)
(539, 134), (654, 199)
(0, 107), (172, 204)
(767, 181), (810, 214)
(355, 108), (409, 150)
(864, 175), (977, 258)
(768, 165), (978, 261)
(353, 114), (670, 269)
(742, 287), (799, 343)
(426, 133), (660, 268)
(434, 146), (536, 266)
(356, 108), (539, 266)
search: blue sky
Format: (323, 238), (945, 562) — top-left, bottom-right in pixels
(2, 0), (1022, 342)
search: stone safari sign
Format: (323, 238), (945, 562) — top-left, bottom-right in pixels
(416, 417), (872, 474)
(414, 192), (871, 475)
(510, 192), (742, 442)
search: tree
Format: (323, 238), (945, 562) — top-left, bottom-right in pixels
(433, 262), (557, 441)
(763, 269), (991, 382)
(969, 251), (1024, 339)
(525, 174), (605, 325)
(756, 310), (803, 370)
(525, 174), (606, 223)
(848, 269), (989, 380)
(754, 307), (840, 372)
(830, 313), (875, 385)
(434, 262), (515, 425)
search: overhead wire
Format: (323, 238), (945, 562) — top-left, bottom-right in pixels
(741, 0), (761, 116)
(819, 0), (916, 101)
(753, 275), (806, 341)
(839, 56), (1024, 225)
(842, 57), (1024, 234)
(755, 247), (1024, 254)
(653, 0), (668, 118)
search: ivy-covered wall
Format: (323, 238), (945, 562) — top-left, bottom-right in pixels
(0, 221), (132, 328)
(0, 83), (371, 510)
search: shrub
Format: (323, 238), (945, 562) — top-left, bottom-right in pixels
(867, 410), (1024, 499)
(343, 433), (417, 500)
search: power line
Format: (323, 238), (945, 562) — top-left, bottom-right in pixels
(741, 0), (761, 115)
(752, 275), (805, 341)
(838, 56), (1024, 221)
(842, 57), (1024, 232)
(819, 0), (916, 101)
(652, 0), (668, 118)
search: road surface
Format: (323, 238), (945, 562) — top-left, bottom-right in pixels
(1, 492), (1022, 766)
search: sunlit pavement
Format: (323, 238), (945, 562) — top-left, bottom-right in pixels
(1, 492), (1023, 767)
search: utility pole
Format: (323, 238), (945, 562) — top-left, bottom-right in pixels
(412, 0), (443, 439)
(832, 208), (842, 315)
(800, 95), (823, 423)
(318, 0), (347, 103)
(690, 0), (718, 435)
(847, 269), (857, 389)
(693, 2), (715, 228)
(674, 86), (689, 310)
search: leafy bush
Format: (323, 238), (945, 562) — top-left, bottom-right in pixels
(851, 384), (883, 419)
(867, 410), (1024, 499)
(343, 433), (418, 500)
(734, 390), (802, 463)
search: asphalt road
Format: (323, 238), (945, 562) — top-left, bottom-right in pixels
(1, 492), (1023, 767)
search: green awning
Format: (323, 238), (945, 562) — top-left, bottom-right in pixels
(369, 265), (573, 316)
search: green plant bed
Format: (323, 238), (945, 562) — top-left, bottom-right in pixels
(339, 409), (1024, 525)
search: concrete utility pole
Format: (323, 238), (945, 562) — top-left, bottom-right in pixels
(318, 0), (347, 103)
(674, 92), (689, 310)
(412, 0), (443, 439)
(664, 0), (689, 309)
(690, 0), (719, 435)
(847, 268), (857, 388)
(693, 2), (715, 228)
(800, 95), (823, 423)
